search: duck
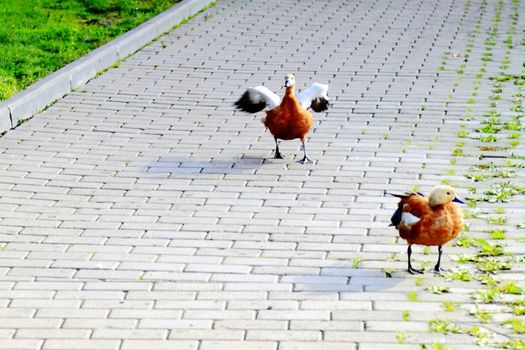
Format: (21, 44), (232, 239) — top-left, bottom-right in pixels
(389, 185), (464, 274)
(234, 74), (329, 163)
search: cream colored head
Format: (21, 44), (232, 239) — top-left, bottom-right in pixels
(284, 74), (296, 88)
(428, 185), (463, 207)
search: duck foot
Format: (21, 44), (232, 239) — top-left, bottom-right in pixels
(433, 246), (445, 274)
(273, 137), (285, 159)
(433, 267), (446, 274)
(274, 150), (284, 159)
(406, 246), (422, 274)
(408, 266), (424, 275)
(297, 156), (312, 164)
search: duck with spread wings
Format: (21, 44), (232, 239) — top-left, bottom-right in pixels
(234, 74), (329, 163)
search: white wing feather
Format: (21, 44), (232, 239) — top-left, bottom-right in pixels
(297, 83), (329, 110)
(401, 212), (421, 225)
(248, 86), (281, 109)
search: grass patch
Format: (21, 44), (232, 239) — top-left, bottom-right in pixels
(0, 0), (183, 100)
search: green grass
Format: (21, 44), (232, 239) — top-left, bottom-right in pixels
(0, 0), (181, 100)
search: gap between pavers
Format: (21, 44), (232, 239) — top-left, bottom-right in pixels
(0, 0), (216, 134)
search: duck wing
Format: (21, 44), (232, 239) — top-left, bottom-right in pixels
(387, 192), (426, 228)
(398, 195), (435, 242)
(297, 83), (330, 112)
(234, 86), (281, 113)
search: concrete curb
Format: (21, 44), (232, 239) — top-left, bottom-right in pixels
(0, 0), (215, 134)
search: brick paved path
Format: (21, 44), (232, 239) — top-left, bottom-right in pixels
(1, 0), (524, 349)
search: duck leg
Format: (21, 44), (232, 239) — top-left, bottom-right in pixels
(274, 137), (284, 159)
(433, 245), (445, 273)
(407, 245), (423, 274)
(298, 139), (312, 164)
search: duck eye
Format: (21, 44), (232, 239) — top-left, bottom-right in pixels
(447, 192), (450, 195)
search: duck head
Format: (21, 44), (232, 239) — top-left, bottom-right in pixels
(428, 185), (464, 207)
(284, 74), (296, 88)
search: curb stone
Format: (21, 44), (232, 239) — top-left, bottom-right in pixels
(0, 106), (10, 133)
(0, 0), (215, 134)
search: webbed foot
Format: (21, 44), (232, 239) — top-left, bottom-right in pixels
(274, 150), (284, 159)
(433, 266), (446, 274)
(408, 266), (424, 274)
(297, 156), (312, 164)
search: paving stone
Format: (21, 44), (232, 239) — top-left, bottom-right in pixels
(279, 343), (356, 350)
(120, 340), (198, 350)
(199, 341), (277, 350)
(91, 329), (168, 339)
(15, 329), (92, 339)
(42, 339), (121, 350)
(0, 339), (43, 350)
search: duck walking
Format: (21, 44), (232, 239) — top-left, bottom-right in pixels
(234, 74), (329, 163)
(389, 185), (464, 274)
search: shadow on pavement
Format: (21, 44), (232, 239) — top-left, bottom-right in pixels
(145, 155), (267, 176)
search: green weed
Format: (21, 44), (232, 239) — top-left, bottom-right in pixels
(428, 319), (464, 334)
(402, 310), (410, 321)
(503, 318), (525, 334)
(442, 302), (460, 312)
(407, 291), (418, 302)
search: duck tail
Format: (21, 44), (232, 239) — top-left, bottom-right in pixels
(385, 191), (412, 199)
(385, 191), (425, 199)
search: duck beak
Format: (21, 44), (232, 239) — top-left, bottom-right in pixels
(284, 80), (290, 87)
(452, 197), (465, 204)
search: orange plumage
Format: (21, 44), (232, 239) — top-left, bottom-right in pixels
(390, 185), (464, 274)
(397, 195), (463, 246)
(263, 87), (313, 142)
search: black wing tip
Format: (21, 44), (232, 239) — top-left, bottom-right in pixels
(385, 191), (425, 199)
(390, 206), (403, 228)
(234, 91), (266, 113)
(386, 192), (408, 199)
(310, 97), (329, 112)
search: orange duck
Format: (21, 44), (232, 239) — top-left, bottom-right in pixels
(234, 74), (329, 163)
(389, 185), (464, 274)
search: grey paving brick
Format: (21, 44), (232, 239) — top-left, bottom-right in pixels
(138, 319), (212, 329)
(0, 339), (43, 350)
(121, 340), (198, 350)
(109, 309), (183, 319)
(279, 343), (356, 350)
(199, 341), (277, 350)
(42, 339), (121, 350)
(0, 318), (63, 329)
(91, 329), (167, 339)
(15, 329), (92, 339)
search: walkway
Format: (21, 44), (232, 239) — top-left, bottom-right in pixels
(1, 0), (524, 349)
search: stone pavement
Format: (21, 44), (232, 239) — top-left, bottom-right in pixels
(1, 0), (525, 349)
